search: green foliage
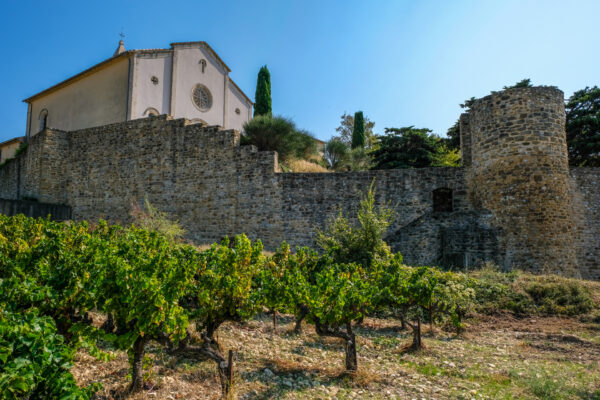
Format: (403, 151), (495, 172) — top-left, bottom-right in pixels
(345, 147), (372, 171)
(305, 262), (377, 326)
(243, 115), (317, 162)
(467, 266), (594, 317)
(445, 120), (461, 151)
(0, 310), (99, 399)
(334, 112), (378, 149)
(13, 142), (28, 158)
(188, 235), (264, 335)
(316, 181), (393, 267)
(433, 145), (461, 167)
(254, 65), (272, 117)
(371, 126), (449, 169)
(503, 78), (533, 89)
(324, 139), (349, 170)
(96, 225), (195, 347)
(565, 86), (600, 167)
(131, 196), (186, 241)
(351, 111), (366, 149)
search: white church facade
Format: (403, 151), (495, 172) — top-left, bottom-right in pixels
(23, 40), (253, 139)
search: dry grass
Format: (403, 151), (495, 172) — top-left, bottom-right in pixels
(72, 312), (600, 400)
(285, 158), (330, 173)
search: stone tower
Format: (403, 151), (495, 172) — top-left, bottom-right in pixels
(462, 86), (578, 275)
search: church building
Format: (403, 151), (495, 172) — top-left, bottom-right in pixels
(23, 40), (253, 139)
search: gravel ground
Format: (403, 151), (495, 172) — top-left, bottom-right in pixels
(73, 314), (600, 400)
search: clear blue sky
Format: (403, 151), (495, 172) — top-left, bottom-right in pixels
(1, 0), (598, 143)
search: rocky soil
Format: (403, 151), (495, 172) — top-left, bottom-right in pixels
(73, 313), (600, 400)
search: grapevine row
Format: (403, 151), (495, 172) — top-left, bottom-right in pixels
(0, 214), (474, 398)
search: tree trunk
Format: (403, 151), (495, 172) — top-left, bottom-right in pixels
(345, 324), (358, 371)
(429, 307), (434, 334)
(272, 309), (278, 332)
(315, 320), (358, 372)
(412, 317), (422, 349)
(294, 305), (308, 334)
(130, 336), (147, 392)
(198, 332), (233, 397)
(400, 314), (407, 330)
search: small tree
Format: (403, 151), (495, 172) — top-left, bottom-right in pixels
(335, 112), (377, 149)
(243, 115), (317, 162)
(324, 139), (349, 170)
(288, 261), (376, 371)
(316, 180), (393, 268)
(184, 235), (264, 395)
(254, 65), (272, 117)
(351, 111), (366, 149)
(371, 127), (444, 169)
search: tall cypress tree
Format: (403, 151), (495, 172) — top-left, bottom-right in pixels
(351, 111), (365, 149)
(254, 65), (272, 117)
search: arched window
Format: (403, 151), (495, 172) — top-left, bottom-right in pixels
(38, 109), (48, 131)
(143, 107), (160, 117)
(433, 188), (453, 212)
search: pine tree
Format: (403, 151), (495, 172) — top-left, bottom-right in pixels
(351, 111), (365, 149)
(254, 65), (272, 117)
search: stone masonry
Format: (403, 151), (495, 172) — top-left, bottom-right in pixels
(0, 87), (598, 279)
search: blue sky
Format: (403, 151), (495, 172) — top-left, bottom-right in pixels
(1, 0), (598, 143)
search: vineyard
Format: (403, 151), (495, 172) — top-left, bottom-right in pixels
(1, 210), (599, 399)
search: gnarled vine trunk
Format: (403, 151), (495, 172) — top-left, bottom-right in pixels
(130, 335), (147, 392)
(294, 305), (309, 334)
(406, 317), (423, 350)
(315, 320), (358, 371)
(198, 332), (234, 396)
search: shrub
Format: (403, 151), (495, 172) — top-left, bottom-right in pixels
(316, 180), (393, 267)
(130, 196), (186, 241)
(243, 115), (317, 162)
(523, 279), (593, 316)
(324, 139), (349, 170)
(0, 310), (99, 399)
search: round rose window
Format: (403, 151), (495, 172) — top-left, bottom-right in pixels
(192, 84), (212, 112)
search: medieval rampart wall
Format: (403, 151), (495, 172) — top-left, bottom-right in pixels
(1, 87), (599, 278)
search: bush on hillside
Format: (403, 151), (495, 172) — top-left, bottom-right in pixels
(242, 115), (318, 162)
(467, 266), (595, 316)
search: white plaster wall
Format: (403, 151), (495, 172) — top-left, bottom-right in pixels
(29, 58), (129, 135)
(171, 44), (226, 127)
(227, 83), (251, 132)
(131, 52), (172, 118)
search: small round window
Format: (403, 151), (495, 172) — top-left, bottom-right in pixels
(235, 108), (241, 115)
(192, 84), (212, 112)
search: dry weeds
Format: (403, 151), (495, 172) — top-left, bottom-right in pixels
(73, 314), (600, 399)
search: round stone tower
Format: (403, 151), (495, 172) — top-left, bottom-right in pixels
(467, 86), (577, 275)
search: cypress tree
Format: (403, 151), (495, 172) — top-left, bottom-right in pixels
(254, 65), (272, 117)
(351, 111), (366, 149)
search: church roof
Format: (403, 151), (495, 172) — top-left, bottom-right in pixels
(23, 41), (247, 104)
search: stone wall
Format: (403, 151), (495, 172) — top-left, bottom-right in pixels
(570, 168), (600, 279)
(466, 87), (578, 276)
(0, 87), (598, 278)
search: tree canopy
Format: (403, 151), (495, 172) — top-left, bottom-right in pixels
(371, 127), (455, 169)
(335, 112), (378, 149)
(566, 86), (600, 167)
(254, 65), (272, 117)
(351, 111), (366, 149)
